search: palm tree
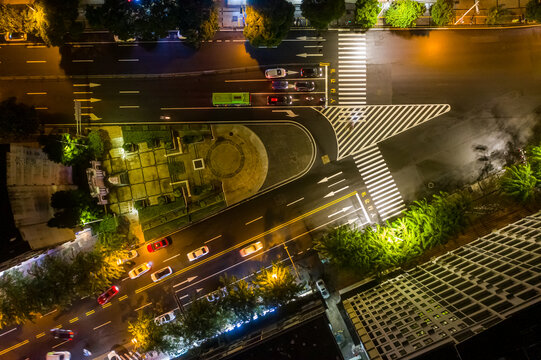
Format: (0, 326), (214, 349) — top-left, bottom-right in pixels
(500, 163), (539, 203)
(219, 274), (260, 323)
(253, 263), (304, 308)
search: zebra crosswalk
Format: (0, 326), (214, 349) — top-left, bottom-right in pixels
(317, 104), (451, 160)
(337, 32), (367, 105)
(354, 145), (406, 221)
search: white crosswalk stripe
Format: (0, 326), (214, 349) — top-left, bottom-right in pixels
(337, 32), (367, 105)
(317, 104), (450, 159)
(354, 145), (406, 221)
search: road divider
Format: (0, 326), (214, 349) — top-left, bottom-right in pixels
(119, 295), (128, 302)
(69, 317), (79, 323)
(0, 339), (29, 356)
(36, 332), (45, 339)
(86, 310), (95, 316)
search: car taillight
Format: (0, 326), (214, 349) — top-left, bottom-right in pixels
(271, 98), (277, 101)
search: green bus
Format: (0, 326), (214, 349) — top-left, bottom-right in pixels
(212, 92), (251, 107)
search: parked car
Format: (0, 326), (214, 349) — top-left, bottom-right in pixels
(294, 81), (316, 92)
(271, 80), (289, 91)
(97, 285), (120, 304)
(107, 351), (121, 360)
(316, 279), (330, 299)
(267, 95), (292, 106)
(50, 328), (75, 341)
(154, 310), (176, 326)
(205, 288), (226, 302)
(265, 68), (287, 79)
(46, 351), (71, 360)
(147, 237), (171, 252)
(300, 67), (323, 78)
(128, 262), (152, 279)
(150, 266), (173, 282)
(4, 32), (27, 42)
(116, 249), (139, 265)
(187, 245), (209, 261)
(239, 241), (264, 257)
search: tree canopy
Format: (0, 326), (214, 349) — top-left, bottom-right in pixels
(301, 0), (346, 29)
(430, 0), (454, 26)
(355, 0), (381, 28)
(85, 0), (218, 45)
(49, 189), (103, 228)
(0, 97), (39, 139)
(315, 192), (471, 275)
(526, 0), (541, 22)
(243, 0), (295, 47)
(0, 0), (82, 46)
(385, 0), (426, 28)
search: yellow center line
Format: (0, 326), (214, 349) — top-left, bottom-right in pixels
(118, 295), (128, 301)
(135, 191), (357, 294)
(0, 339), (29, 355)
(69, 317), (79, 323)
(86, 310), (95, 316)
(54, 324), (62, 329)
(101, 303), (112, 309)
(36, 332), (45, 339)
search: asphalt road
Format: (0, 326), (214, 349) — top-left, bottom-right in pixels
(1, 26), (541, 359)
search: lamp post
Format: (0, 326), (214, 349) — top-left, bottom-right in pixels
(283, 244), (300, 279)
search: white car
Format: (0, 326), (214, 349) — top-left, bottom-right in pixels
(46, 352), (71, 360)
(239, 241), (263, 257)
(265, 68), (287, 79)
(154, 310), (176, 326)
(316, 279), (330, 299)
(187, 245), (209, 261)
(150, 266), (173, 282)
(128, 262), (152, 279)
(107, 351), (121, 360)
(116, 249), (139, 265)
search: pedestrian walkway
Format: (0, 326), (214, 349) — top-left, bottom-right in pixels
(317, 104), (451, 160)
(337, 32), (367, 105)
(353, 145), (405, 222)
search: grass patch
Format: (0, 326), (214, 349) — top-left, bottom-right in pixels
(123, 125), (172, 147)
(143, 215), (191, 241)
(138, 200), (186, 222)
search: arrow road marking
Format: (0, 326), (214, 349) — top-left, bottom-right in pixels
(324, 186), (349, 198)
(272, 110), (298, 117)
(74, 98), (101, 102)
(81, 113), (102, 121)
(296, 53), (324, 58)
(328, 206), (353, 218)
(173, 276), (198, 288)
(318, 171), (343, 183)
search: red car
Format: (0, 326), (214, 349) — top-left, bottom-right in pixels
(147, 237), (171, 253)
(97, 285), (119, 305)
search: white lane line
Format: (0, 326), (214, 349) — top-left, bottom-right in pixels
(119, 105), (140, 109)
(328, 179), (346, 187)
(26, 60), (46, 63)
(286, 197), (304, 207)
(178, 294), (188, 300)
(0, 328), (17, 337)
(93, 321), (112, 330)
(118, 58), (139, 62)
(72, 59), (94, 63)
(121, 277), (130, 282)
(40, 309), (57, 318)
(26, 92), (47, 95)
(27, 45), (46, 48)
(118, 44), (138, 47)
(119, 90), (140, 94)
(72, 44), (94, 48)
(35, 107), (48, 110)
(204, 235), (222, 244)
(245, 216), (263, 226)
(164, 254), (181, 262)
(134, 303), (152, 312)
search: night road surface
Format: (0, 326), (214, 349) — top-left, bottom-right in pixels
(1, 26), (540, 359)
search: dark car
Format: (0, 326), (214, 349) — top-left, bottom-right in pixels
(267, 95), (292, 106)
(50, 328), (75, 341)
(271, 80), (289, 91)
(147, 237), (171, 252)
(294, 81), (316, 92)
(97, 285), (119, 305)
(300, 67), (323, 78)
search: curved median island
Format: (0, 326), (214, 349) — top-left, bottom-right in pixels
(99, 122), (314, 241)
